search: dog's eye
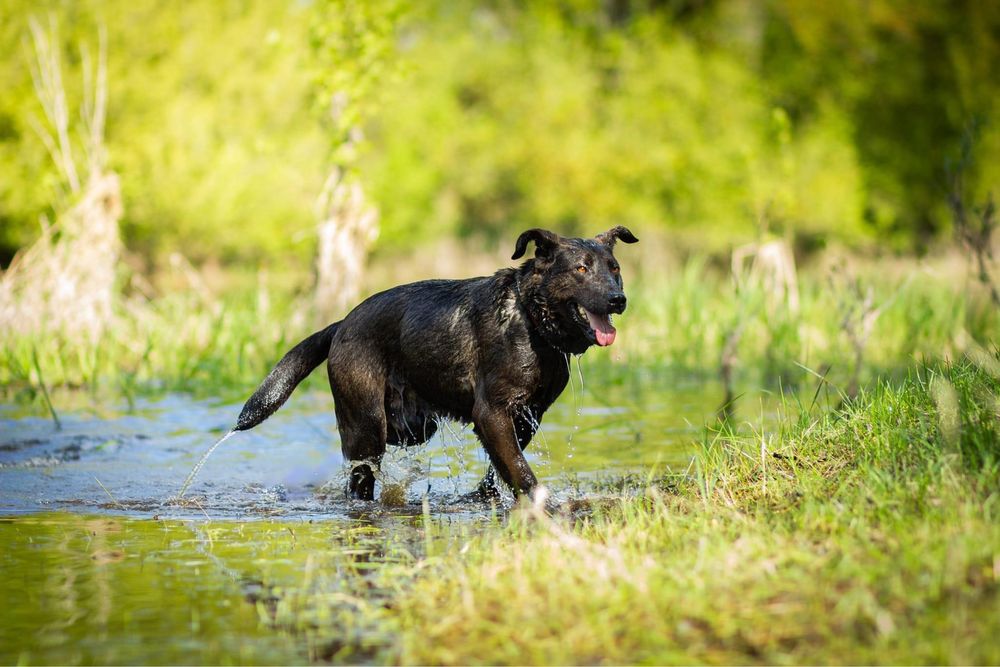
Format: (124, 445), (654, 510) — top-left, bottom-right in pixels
(610, 264), (620, 274)
(576, 265), (588, 274)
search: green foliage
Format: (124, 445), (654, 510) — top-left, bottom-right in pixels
(758, 0), (1000, 248)
(0, 1), (326, 267)
(4, 0), (997, 266)
(364, 2), (868, 252)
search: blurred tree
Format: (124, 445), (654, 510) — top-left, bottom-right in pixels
(362, 0), (866, 253)
(309, 0), (404, 320)
(1, 0), (997, 270)
(755, 0), (1000, 249)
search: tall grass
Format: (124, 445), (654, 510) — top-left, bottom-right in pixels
(2, 254), (997, 412)
(370, 359), (1000, 664)
(0, 286), (314, 406)
(590, 253), (998, 388)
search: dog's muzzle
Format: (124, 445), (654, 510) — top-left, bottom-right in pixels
(608, 292), (627, 314)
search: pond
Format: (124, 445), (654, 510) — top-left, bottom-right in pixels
(0, 370), (783, 663)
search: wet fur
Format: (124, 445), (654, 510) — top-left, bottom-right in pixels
(234, 227), (638, 500)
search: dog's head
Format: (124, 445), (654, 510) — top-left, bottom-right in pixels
(512, 226), (638, 354)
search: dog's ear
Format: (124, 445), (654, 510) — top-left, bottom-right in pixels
(596, 226), (639, 248)
(512, 228), (561, 260)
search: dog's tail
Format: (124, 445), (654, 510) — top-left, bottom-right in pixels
(233, 322), (339, 431)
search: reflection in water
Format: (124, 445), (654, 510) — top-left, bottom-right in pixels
(1, 511), (481, 663)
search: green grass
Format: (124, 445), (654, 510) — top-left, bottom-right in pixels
(0, 285), (316, 408)
(603, 254), (997, 382)
(329, 359), (998, 664)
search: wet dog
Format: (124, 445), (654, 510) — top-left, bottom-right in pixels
(233, 226), (638, 501)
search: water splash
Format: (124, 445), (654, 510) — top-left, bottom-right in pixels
(574, 353), (586, 396)
(440, 419), (472, 495)
(564, 354), (584, 458)
(378, 443), (434, 502)
(175, 430), (236, 499)
(518, 405), (550, 473)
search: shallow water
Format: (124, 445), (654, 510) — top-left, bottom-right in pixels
(1, 373), (734, 519)
(0, 372), (786, 663)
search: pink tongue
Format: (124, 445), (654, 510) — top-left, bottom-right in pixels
(585, 309), (617, 346)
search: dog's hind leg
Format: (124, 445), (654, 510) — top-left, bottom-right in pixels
(334, 399), (387, 500)
(329, 360), (387, 501)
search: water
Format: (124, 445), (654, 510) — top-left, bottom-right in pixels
(1, 375), (733, 518)
(176, 430), (236, 500)
(0, 372), (786, 663)
(0, 513), (441, 664)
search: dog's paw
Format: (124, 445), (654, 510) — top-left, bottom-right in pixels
(346, 463), (377, 501)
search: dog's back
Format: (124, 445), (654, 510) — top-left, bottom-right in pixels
(330, 276), (496, 419)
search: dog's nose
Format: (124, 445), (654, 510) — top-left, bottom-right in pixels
(609, 293), (627, 313)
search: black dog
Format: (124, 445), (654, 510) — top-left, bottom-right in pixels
(233, 226), (638, 501)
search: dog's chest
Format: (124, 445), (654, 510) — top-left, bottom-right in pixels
(505, 351), (570, 414)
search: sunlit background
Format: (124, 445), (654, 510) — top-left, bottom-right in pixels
(2, 3), (1000, 664)
(2, 0), (999, 428)
(2, 0), (998, 268)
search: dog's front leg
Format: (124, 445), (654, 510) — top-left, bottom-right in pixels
(472, 402), (538, 498)
(475, 409), (537, 499)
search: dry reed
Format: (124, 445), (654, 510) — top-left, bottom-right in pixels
(0, 18), (122, 341)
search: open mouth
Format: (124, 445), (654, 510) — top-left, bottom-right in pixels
(574, 303), (616, 346)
